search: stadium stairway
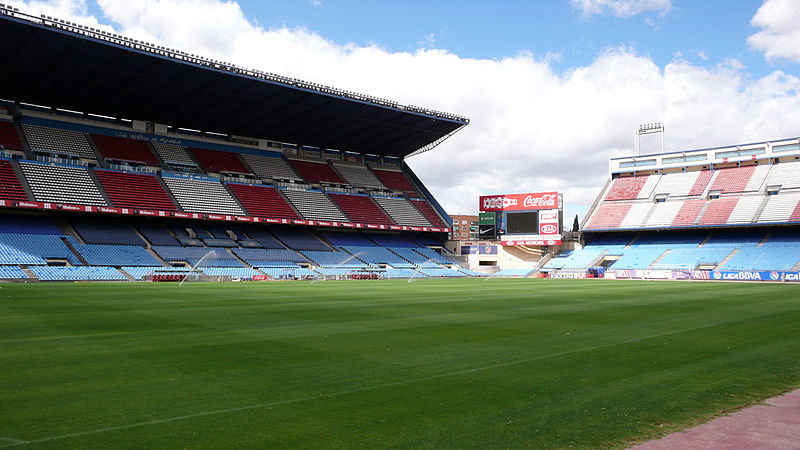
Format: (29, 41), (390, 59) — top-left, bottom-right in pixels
(694, 202), (713, 226)
(224, 247), (258, 269)
(155, 175), (185, 212)
(9, 159), (35, 200)
(752, 196), (771, 223)
(12, 121), (36, 160)
(647, 249), (672, 270)
(85, 133), (109, 168)
(86, 168), (114, 206)
(222, 183), (249, 216)
(716, 248), (740, 270)
(59, 236), (89, 266)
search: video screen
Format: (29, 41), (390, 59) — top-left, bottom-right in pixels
(506, 211), (539, 234)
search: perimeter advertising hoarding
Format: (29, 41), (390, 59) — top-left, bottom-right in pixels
(479, 192), (558, 212)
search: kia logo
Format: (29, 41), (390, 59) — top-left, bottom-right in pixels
(540, 224), (558, 234)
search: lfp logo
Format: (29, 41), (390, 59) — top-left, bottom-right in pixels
(770, 271), (780, 280)
(712, 272), (722, 280)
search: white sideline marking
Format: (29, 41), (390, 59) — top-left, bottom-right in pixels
(0, 439), (27, 445)
(1, 322), (719, 447)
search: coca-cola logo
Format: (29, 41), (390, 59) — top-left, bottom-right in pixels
(524, 193), (557, 208)
(483, 196), (517, 209)
(540, 224), (558, 234)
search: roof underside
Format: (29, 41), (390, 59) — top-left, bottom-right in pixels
(0, 13), (467, 158)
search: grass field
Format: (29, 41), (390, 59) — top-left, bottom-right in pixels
(1, 278), (799, 448)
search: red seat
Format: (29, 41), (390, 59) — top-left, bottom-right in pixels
(671, 199), (706, 226)
(329, 193), (394, 225)
(95, 170), (177, 211)
(709, 166), (756, 194)
(288, 160), (345, 184)
(0, 122), (23, 152)
(372, 169), (417, 196)
(699, 198), (739, 225)
(605, 175), (649, 201)
(92, 134), (159, 166)
(0, 159), (28, 202)
(228, 183), (299, 219)
(191, 148), (251, 174)
(586, 203), (632, 229)
(411, 200), (445, 227)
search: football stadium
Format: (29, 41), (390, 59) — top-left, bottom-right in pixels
(1, 3), (800, 448)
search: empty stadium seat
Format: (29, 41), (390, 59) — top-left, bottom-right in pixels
(644, 201), (683, 227)
(619, 203), (653, 228)
(190, 147), (251, 174)
(671, 199), (706, 226)
(95, 170), (178, 211)
(20, 161), (107, 206)
(331, 162), (386, 188)
(699, 197), (739, 225)
(91, 134), (159, 165)
(22, 123), (97, 160)
(71, 243), (160, 266)
(0, 120), (23, 151)
(231, 248), (306, 266)
(151, 143), (197, 166)
(0, 159), (29, 202)
(0, 214), (61, 234)
(240, 153), (301, 181)
(151, 246), (244, 267)
(764, 160), (800, 189)
(30, 266), (127, 281)
(0, 266), (28, 279)
(726, 196), (763, 224)
(604, 175), (657, 201)
(410, 200), (446, 228)
(134, 221), (179, 246)
(271, 228), (330, 251)
(0, 233), (81, 265)
(585, 203), (632, 229)
(688, 170), (713, 196)
(227, 183), (300, 219)
(708, 165), (762, 194)
(373, 197), (432, 227)
(162, 176), (245, 216)
(320, 231), (376, 247)
(301, 249), (368, 267)
(757, 193), (800, 223)
(329, 193), (394, 225)
(282, 189), (348, 222)
(71, 217), (145, 245)
(288, 159), (346, 184)
(653, 171), (702, 197)
(371, 168), (417, 196)
(364, 233), (418, 248)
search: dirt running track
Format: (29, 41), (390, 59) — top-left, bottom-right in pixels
(631, 390), (800, 449)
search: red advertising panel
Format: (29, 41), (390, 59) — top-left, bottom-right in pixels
(479, 192), (558, 212)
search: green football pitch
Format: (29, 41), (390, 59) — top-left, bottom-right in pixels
(1, 278), (799, 448)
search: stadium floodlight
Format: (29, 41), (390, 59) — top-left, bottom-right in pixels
(635, 122), (664, 156)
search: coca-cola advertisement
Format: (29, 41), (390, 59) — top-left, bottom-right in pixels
(480, 192), (559, 212)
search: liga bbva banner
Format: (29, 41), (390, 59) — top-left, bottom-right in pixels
(479, 192), (558, 212)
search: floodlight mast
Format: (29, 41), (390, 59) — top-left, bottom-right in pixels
(635, 122), (664, 156)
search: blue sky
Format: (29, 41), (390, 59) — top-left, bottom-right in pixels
(230, 1), (781, 76)
(9, 0), (800, 220)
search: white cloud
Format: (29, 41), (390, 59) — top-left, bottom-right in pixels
(748, 0), (800, 63)
(6, 0), (800, 222)
(570, 0), (671, 18)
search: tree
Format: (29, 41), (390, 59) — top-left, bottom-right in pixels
(572, 214), (580, 232)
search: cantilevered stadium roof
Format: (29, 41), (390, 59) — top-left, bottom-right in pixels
(0, 8), (468, 158)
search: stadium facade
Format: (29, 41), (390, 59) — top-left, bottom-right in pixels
(544, 135), (800, 281)
(0, 6), (487, 282)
